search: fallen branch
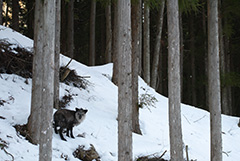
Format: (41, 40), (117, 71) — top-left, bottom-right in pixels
(159, 150), (167, 159)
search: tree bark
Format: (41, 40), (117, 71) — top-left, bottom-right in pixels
(167, 0), (184, 160)
(151, 0), (165, 89)
(179, 13), (184, 102)
(89, 0), (96, 66)
(131, 0), (142, 135)
(105, 3), (112, 63)
(190, 13), (196, 106)
(12, 0), (19, 31)
(112, 2), (119, 85)
(67, 0), (74, 58)
(0, 0), (2, 25)
(207, 0), (222, 160)
(117, 0), (132, 160)
(26, 0), (34, 39)
(54, 0), (61, 110)
(143, 1), (150, 85)
(27, 1), (55, 161)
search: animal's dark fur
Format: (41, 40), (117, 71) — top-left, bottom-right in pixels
(53, 108), (88, 141)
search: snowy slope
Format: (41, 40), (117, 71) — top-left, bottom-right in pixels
(0, 25), (240, 161)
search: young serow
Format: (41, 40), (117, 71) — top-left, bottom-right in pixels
(53, 108), (88, 141)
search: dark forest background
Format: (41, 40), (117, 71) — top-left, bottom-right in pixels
(1, 0), (240, 116)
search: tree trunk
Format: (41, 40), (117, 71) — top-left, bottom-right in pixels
(105, 3), (112, 63)
(27, 1), (55, 161)
(12, 0), (19, 31)
(131, 0), (142, 135)
(179, 13), (184, 102)
(117, 0), (132, 160)
(167, 0), (184, 160)
(54, 0), (61, 110)
(143, 1), (150, 85)
(190, 13), (196, 106)
(207, 0), (222, 160)
(0, 0), (2, 25)
(67, 0), (74, 58)
(112, 2), (119, 85)
(89, 0), (96, 66)
(203, 3), (208, 110)
(218, 0), (228, 115)
(151, 0), (165, 89)
(26, 0), (34, 39)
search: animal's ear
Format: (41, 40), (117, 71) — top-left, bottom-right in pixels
(75, 108), (80, 111)
(84, 109), (88, 113)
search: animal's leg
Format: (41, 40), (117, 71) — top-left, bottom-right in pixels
(54, 124), (58, 134)
(66, 128), (70, 137)
(59, 127), (67, 141)
(70, 127), (74, 138)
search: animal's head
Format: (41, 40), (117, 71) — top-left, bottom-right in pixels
(75, 108), (88, 120)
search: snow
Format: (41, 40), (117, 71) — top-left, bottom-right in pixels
(1, 25), (240, 161)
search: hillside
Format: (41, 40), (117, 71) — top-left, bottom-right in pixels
(0, 25), (240, 161)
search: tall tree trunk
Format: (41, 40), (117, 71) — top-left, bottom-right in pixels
(218, 0), (228, 115)
(26, 0), (34, 39)
(28, 2), (55, 161)
(112, 2), (119, 85)
(105, 3), (112, 63)
(67, 0), (74, 58)
(117, 0), (132, 160)
(179, 13), (184, 103)
(12, 0), (19, 31)
(89, 0), (96, 66)
(143, 1), (150, 85)
(207, 0), (222, 160)
(222, 0), (232, 114)
(151, 0), (165, 89)
(203, 3), (208, 110)
(0, 0), (2, 25)
(54, 0), (61, 109)
(167, 0), (184, 160)
(131, 0), (142, 135)
(190, 13), (196, 106)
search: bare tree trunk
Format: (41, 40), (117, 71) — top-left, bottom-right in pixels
(218, 0), (228, 115)
(26, 0), (34, 39)
(0, 0), (2, 25)
(207, 0), (222, 160)
(28, 2), (55, 161)
(143, 1), (150, 85)
(117, 0), (132, 160)
(12, 0), (19, 31)
(151, 0), (165, 89)
(38, 0), (55, 159)
(167, 0), (184, 160)
(179, 13), (184, 102)
(89, 0), (96, 66)
(27, 0), (43, 144)
(67, 0), (74, 58)
(203, 4), (208, 110)
(190, 13), (196, 106)
(54, 0), (61, 110)
(131, 0), (142, 135)
(105, 3), (112, 63)
(112, 2), (119, 85)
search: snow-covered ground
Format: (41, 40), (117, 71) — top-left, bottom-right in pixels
(0, 25), (240, 161)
